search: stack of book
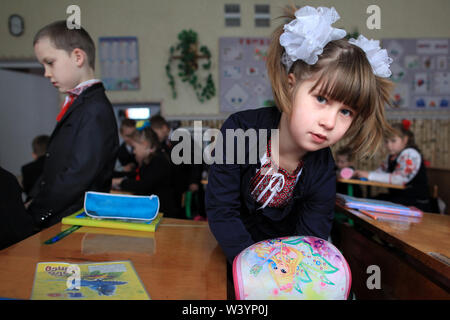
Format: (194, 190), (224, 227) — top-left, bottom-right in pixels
(62, 209), (163, 232)
(336, 193), (423, 222)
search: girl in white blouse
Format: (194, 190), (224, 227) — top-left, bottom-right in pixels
(355, 121), (431, 211)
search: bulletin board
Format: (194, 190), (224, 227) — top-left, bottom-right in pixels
(219, 37), (273, 113)
(99, 37), (140, 91)
(383, 38), (449, 110)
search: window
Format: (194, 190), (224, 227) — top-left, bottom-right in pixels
(254, 4), (270, 27)
(225, 4), (241, 27)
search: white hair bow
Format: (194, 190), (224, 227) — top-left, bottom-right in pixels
(279, 6), (346, 71)
(349, 35), (393, 78)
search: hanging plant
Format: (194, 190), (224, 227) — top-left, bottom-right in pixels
(165, 29), (215, 103)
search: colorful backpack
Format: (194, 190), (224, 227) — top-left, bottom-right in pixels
(233, 236), (351, 300)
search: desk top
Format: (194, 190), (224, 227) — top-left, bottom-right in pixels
(337, 178), (406, 189)
(0, 218), (227, 300)
(336, 203), (450, 288)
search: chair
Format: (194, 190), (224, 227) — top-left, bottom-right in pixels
(233, 236), (352, 300)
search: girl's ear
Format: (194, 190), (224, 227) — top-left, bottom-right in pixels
(71, 48), (86, 67)
(287, 73), (296, 90)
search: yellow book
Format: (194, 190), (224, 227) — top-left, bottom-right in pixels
(62, 209), (163, 232)
(31, 260), (150, 300)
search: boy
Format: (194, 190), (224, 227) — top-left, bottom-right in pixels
(150, 115), (204, 218)
(117, 118), (137, 173)
(21, 134), (50, 197)
(28, 21), (119, 229)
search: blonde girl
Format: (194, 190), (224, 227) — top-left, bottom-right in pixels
(206, 5), (394, 263)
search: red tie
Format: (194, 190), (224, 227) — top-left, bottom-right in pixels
(56, 94), (76, 122)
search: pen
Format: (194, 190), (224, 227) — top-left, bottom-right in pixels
(44, 225), (82, 244)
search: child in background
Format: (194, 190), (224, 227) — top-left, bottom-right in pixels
(0, 166), (35, 249)
(335, 146), (362, 197)
(206, 5), (394, 263)
(117, 118), (138, 173)
(150, 114), (203, 219)
(112, 126), (177, 218)
(28, 21), (119, 229)
(21, 134), (50, 197)
(354, 121), (431, 211)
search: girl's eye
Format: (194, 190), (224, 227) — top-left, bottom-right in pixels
(340, 108), (353, 117)
(316, 96), (327, 104)
(45, 61), (53, 66)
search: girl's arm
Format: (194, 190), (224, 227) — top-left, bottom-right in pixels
(368, 148), (422, 185)
(205, 115), (254, 264)
(296, 153), (336, 241)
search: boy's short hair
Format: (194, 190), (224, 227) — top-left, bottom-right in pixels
(33, 20), (96, 70)
(150, 115), (169, 129)
(32, 135), (50, 157)
(120, 118), (136, 132)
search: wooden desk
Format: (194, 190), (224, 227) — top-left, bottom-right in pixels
(334, 203), (450, 299)
(337, 178), (406, 189)
(337, 178), (405, 197)
(0, 218), (227, 300)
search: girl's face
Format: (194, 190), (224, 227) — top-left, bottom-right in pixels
(287, 76), (355, 155)
(385, 135), (408, 156)
(131, 139), (155, 165)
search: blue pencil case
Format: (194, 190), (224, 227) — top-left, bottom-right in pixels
(84, 191), (160, 221)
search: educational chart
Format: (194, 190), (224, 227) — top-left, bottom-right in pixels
(383, 38), (449, 109)
(31, 261), (150, 300)
(219, 37), (273, 113)
(99, 37), (140, 91)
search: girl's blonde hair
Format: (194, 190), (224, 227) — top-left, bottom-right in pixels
(266, 6), (395, 158)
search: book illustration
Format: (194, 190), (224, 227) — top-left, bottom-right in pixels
(234, 236), (351, 300)
(31, 261), (150, 300)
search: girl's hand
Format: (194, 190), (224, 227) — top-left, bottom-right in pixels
(354, 170), (369, 179)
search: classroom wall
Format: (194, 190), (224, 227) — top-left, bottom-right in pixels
(1, 0), (450, 117)
(1, 0), (450, 171)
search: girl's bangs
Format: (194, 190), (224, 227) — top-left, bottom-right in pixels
(309, 56), (375, 115)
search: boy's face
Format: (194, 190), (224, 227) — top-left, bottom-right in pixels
(34, 37), (81, 93)
(120, 125), (136, 146)
(336, 155), (351, 169)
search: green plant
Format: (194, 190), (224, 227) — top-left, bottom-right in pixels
(165, 29), (215, 103)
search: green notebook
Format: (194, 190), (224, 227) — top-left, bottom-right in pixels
(62, 209), (163, 232)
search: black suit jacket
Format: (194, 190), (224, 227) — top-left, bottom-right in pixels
(21, 155), (46, 196)
(28, 83), (119, 228)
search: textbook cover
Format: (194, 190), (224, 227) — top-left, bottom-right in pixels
(31, 261), (150, 300)
(336, 193), (423, 217)
(62, 209), (163, 232)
